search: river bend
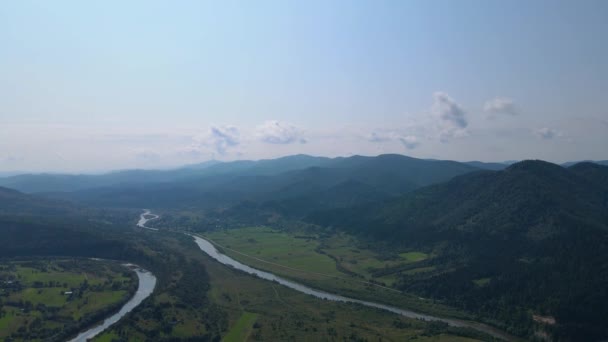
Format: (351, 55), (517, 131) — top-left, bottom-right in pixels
(67, 266), (156, 341)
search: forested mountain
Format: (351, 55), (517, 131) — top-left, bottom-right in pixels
(561, 160), (608, 168)
(0, 186), (78, 216)
(463, 160), (510, 170)
(312, 160), (608, 238)
(309, 161), (608, 339)
(38, 154), (480, 212)
(568, 162), (608, 189)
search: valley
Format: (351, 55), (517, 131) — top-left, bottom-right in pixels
(1, 156), (607, 341)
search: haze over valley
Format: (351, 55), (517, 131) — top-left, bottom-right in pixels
(1, 1), (608, 341)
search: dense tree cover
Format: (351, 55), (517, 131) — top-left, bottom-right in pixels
(98, 233), (229, 341)
(309, 161), (608, 340)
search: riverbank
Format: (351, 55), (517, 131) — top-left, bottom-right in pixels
(192, 234), (516, 341)
(67, 265), (156, 342)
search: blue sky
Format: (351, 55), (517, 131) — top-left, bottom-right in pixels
(1, 0), (607, 172)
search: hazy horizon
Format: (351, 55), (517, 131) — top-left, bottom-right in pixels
(2, 152), (607, 176)
(2, 1), (607, 172)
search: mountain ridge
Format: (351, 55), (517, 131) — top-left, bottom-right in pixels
(308, 159), (608, 339)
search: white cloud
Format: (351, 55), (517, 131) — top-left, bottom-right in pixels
(431, 92), (468, 141)
(256, 120), (306, 144)
(192, 125), (240, 155)
(484, 97), (518, 116)
(534, 127), (561, 140)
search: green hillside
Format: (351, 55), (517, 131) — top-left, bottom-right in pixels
(309, 161), (608, 339)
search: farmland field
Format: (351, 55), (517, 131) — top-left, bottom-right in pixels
(0, 259), (136, 342)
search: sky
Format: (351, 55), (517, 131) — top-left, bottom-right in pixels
(1, 0), (607, 173)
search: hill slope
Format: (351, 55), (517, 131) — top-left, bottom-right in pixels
(309, 161), (608, 339)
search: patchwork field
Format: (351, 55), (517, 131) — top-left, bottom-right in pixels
(206, 227), (431, 282)
(0, 259), (136, 342)
(207, 227), (342, 278)
(204, 227), (467, 320)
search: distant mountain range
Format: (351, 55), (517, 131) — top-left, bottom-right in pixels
(1, 154), (483, 210)
(2, 156), (606, 194)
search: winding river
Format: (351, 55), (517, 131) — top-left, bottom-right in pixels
(137, 209), (159, 230)
(192, 236), (514, 341)
(68, 266), (156, 342)
(139, 210), (514, 341)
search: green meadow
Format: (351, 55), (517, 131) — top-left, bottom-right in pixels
(207, 227), (341, 277)
(206, 227), (432, 282)
(222, 311), (258, 342)
(204, 227), (467, 321)
(200, 240), (486, 342)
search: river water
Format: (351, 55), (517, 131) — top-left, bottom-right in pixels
(67, 266), (157, 342)
(137, 209), (159, 230)
(192, 235), (514, 341)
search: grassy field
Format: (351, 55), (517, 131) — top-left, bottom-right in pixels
(0, 259), (136, 342)
(320, 233), (433, 285)
(206, 228), (433, 283)
(204, 227), (467, 321)
(222, 311), (258, 342)
(208, 227), (342, 277)
(200, 238), (486, 342)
